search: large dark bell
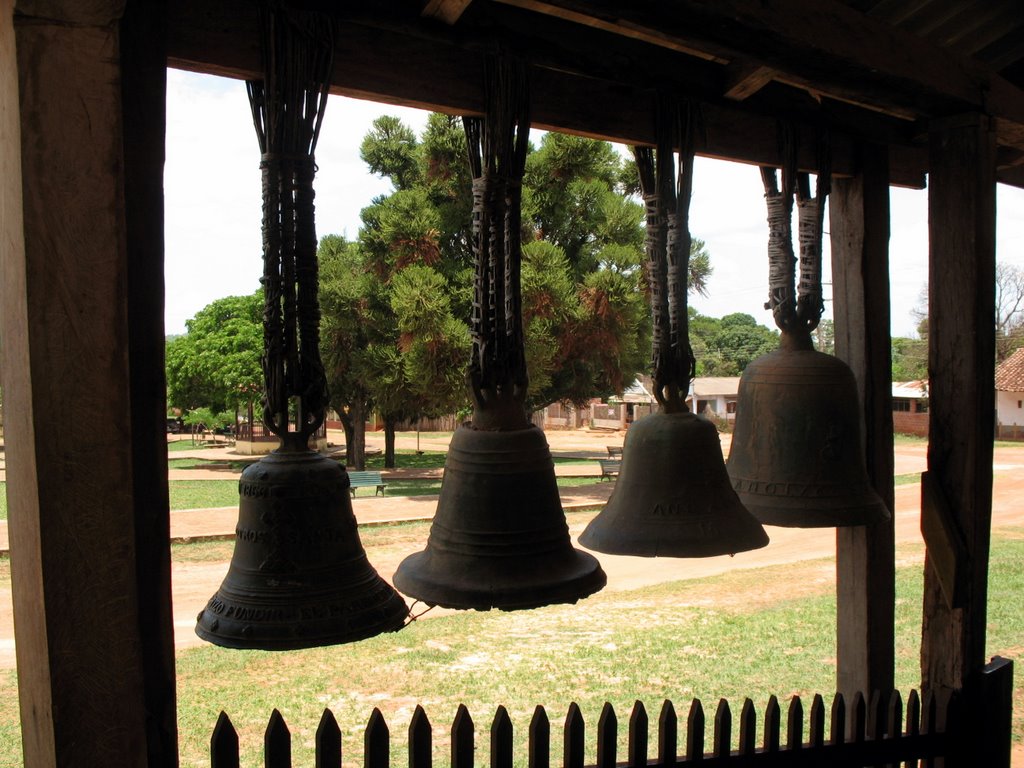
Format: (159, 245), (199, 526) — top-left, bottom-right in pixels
(392, 425), (606, 610)
(726, 341), (891, 528)
(579, 411), (769, 557)
(195, 448), (409, 650)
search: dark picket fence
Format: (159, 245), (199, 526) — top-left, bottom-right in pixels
(209, 657), (1013, 767)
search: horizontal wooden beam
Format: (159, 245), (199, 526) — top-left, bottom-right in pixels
(421, 0), (474, 25)
(496, 0), (1024, 150)
(167, 0), (928, 186)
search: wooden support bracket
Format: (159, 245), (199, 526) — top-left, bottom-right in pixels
(920, 471), (969, 610)
(422, 0), (474, 24)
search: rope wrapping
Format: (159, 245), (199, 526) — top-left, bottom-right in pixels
(463, 56), (531, 428)
(760, 122), (830, 338)
(633, 96), (698, 412)
(247, 7), (334, 445)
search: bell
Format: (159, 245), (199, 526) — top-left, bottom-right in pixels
(579, 411), (769, 557)
(726, 333), (891, 527)
(392, 424), (607, 610)
(195, 446), (409, 649)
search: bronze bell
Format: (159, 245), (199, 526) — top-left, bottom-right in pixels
(726, 332), (891, 527)
(392, 424), (607, 610)
(195, 446), (409, 649)
(579, 411), (769, 557)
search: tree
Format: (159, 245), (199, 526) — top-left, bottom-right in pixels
(996, 262), (1024, 361)
(339, 115), (660, 430)
(165, 291), (262, 416)
(689, 310), (778, 376)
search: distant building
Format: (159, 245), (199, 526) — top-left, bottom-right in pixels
(995, 348), (1024, 439)
(892, 380), (929, 437)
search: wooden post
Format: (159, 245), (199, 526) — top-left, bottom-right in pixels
(2, 2), (177, 765)
(922, 113), (996, 695)
(830, 145), (897, 709)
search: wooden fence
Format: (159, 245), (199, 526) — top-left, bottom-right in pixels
(206, 657), (1013, 767)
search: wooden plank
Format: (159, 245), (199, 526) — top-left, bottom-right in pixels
(763, 696), (780, 753)
(923, 112), (997, 695)
(528, 706), (550, 768)
(722, 60), (776, 101)
(830, 144), (897, 708)
(494, 0), (1024, 148)
(164, 0), (929, 188)
(410, 705), (433, 768)
(596, 703), (616, 768)
(563, 703), (584, 768)
(712, 700), (730, 759)
(685, 699), (704, 760)
(120, 2), (179, 764)
(830, 694), (846, 746)
(265, 710), (291, 768)
(786, 697), (803, 751)
(738, 699), (756, 756)
(920, 471), (968, 609)
(365, 708), (390, 768)
(422, 0), (474, 24)
(491, 706), (513, 768)
(452, 704), (474, 768)
(211, 712), (240, 768)
(657, 700), (677, 766)
(7, 8), (155, 766)
(316, 709), (342, 768)
(627, 700), (647, 767)
(809, 695), (825, 748)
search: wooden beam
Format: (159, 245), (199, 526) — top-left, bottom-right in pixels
(8, 4), (156, 765)
(166, 0), (928, 186)
(922, 112), (997, 695)
(421, 0), (474, 25)
(722, 61), (776, 101)
(494, 0), (1024, 150)
(120, 0), (180, 764)
(830, 144), (896, 708)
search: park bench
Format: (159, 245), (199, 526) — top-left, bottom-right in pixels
(348, 470), (387, 497)
(607, 445), (623, 458)
(599, 459), (620, 481)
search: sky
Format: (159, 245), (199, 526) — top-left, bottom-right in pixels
(165, 69), (1024, 339)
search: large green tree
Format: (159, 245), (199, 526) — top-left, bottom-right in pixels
(690, 310), (778, 376)
(165, 291), (262, 416)
(350, 117), (664, 419)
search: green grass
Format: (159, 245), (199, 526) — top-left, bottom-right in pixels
(159, 531), (1024, 767)
(894, 472), (921, 485)
(168, 480), (240, 510)
(0, 527), (1021, 765)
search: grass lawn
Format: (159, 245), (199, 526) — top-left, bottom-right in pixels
(156, 529), (1020, 766)
(0, 525), (1019, 765)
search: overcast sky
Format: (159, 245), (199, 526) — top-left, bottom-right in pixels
(165, 69), (1024, 339)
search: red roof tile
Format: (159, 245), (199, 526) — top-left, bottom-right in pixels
(995, 347), (1024, 391)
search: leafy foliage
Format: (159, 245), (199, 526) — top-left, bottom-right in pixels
(690, 310), (778, 376)
(165, 291), (262, 413)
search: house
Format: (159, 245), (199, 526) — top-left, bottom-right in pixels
(689, 376), (741, 421)
(892, 380), (929, 437)
(2, 2), (1018, 764)
(996, 347), (1024, 439)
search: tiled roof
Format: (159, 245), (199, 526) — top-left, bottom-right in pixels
(996, 348), (1024, 391)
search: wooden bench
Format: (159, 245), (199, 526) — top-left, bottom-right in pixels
(348, 470), (387, 496)
(598, 459), (621, 481)
(606, 445), (623, 458)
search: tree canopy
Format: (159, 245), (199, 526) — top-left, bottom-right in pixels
(165, 291), (262, 414)
(689, 310), (778, 376)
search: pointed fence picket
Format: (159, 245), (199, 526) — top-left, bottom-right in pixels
(208, 657), (1013, 768)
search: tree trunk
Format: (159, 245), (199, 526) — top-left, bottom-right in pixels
(384, 417), (397, 468)
(338, 406), (355, 466)
(348, 399), (368, 471)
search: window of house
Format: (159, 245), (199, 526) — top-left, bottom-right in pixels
(726, 401), (737, 414)
(893, 400), (911, 412)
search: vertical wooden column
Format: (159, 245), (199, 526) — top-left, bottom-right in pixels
(922, 114), (996, 695)
(121, 1), (178, 765)
(830, 146), (896, 706)
(2, 2), (176, 765)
